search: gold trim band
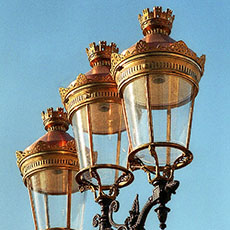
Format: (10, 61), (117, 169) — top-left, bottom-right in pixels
(17, 151), (79, 183)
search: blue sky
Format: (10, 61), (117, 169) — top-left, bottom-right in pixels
(1, 0), (229, 229)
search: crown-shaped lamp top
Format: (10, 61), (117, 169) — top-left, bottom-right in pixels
(42, 107), (69, 132)
(86, 41), (119, 67)
(138, 6), (175, 36)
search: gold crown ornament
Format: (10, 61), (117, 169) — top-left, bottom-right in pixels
(138, 6), (175, 35)
(86, 41), (119, 67)
(41, 107), (69, 131)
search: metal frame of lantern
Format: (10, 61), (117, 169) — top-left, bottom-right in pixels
(16, 108), (84, 230)
(111, 7), (205, 183)
(102, 6), (206, 230)
(60, 42), (134, 202)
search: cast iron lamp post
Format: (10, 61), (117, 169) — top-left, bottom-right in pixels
(16, 5), (205, 230)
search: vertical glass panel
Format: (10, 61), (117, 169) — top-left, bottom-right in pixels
(171, 100), (193, 146)
(45, 193), (68, 228)
(89, 102), (128, 186)
(71, 189), (86, 230)
(72, 102), (128, 187)
(148, 74), (195, 166)
(124, 74), (195, 168)
(123, 77), (149, 148)
(29, 169), (82, 230)
(72, 106), (91, 169)
(30, 188), (49, 230)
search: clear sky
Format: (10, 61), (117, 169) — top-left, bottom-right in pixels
(1, 0), (229, 229)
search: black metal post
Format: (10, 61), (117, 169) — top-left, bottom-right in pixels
(93, 197), (114, 230)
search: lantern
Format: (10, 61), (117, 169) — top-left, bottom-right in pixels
(60, 41), (134, 200)
(111, 7), (206, 182)
(16, 108), (85, 230)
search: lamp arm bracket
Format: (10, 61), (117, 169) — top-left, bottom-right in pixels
(107, 180), (179, 230)
(135, 180), (180, 230)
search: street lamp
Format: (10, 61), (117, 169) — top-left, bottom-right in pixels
(16, 108), (85, 230)
(111, 6), (205, 182)
(60, 6), (205, 230)
(59, 41), (134, 229)
(16, 5), (205, 230)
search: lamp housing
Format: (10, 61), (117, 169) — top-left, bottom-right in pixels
(111, 6), (206, 182)
(16, 108), (85, 230)
(60, 41), (134, 200)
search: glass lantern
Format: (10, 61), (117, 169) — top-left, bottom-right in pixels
(111, 7), (206, 182)
(16, 108), (85, 230)
(60, 41), (134, 200)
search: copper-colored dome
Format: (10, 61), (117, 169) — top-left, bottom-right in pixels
(23, 107), (76, 154)
(122, 33), (176, 56)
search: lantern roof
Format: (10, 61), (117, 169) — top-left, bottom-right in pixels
(16, 108), (78, 180)
(59, 41), (120, 121)
(111, 7), (206, 81)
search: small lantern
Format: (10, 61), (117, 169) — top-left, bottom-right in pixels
(111, 7), (206, 182)
(16, 108), (85, 230)
(60, 41), (134, 200)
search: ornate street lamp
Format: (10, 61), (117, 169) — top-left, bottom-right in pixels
(60, 41), (134, 229)
(16, 5), (206, 230)
(111, 6), (205, 182)
(109, 6), (205, 229)
(16, 108), (85, 230)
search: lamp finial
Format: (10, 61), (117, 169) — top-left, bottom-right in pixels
(138, 6), (175, 36)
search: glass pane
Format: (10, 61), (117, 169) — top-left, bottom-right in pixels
(149, 74), (194, 166)
(149, 74), (193, 109)
(71, 191), (86, 230)
(171, 101), (193, 146)
(135, 147), (184, 166)
(72, 107), (91, 169)
(90, 102), (128, 186)
(124, 74), (195, 168)
(123, 77), (149, 148)
(30, 169), (79, 194)
(72, 102), (128, 187)
(29, 169), (81, 229)
(30, 189), (50, 229)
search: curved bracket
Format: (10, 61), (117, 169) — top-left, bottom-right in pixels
(107, 179), (179, 230)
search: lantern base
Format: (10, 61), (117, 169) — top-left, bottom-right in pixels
(128, 142), (193, 182)
(76, 164), (134, 200)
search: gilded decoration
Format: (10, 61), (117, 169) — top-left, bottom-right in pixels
(111, 40), (206, 78)
(138, 7), (175, 35)
(16, 107), (79, 179)
(16, 138), (76, 165)
(86, 41), (119, 64)
(42, 107), (69, 131)
(59, 73), (115, 104)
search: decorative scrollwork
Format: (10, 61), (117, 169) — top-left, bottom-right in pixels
(92, 214), (101, 227)
(15, 151), (27, 166)
(60, 72), (116, 104)
(136, 40), (149, 52)
(108, 200), (128, 230)
(93, 179), (180, 230)
(110, 200), (120, 213)
(173, 153), (192, 168)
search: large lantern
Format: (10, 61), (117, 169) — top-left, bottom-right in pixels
(111, 7), (206, 182)
(16, 108), (85, 230)
(60, 41), (134, 201)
